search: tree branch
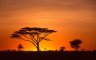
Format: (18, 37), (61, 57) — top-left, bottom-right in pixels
(22, 34), (37, 44)
(19, 37), (37, 47)
(30, 35), (38, 43)
(39, 33), (50, 42)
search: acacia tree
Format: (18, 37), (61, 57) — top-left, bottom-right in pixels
(11, 27), (56, 51)
(70, 39), (82, 51)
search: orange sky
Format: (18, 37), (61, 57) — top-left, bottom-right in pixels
(0, 0), (96, 51)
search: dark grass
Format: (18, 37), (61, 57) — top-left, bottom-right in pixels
(0, 51), (96, 60)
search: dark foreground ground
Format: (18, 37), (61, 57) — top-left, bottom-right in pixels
(0, 51), (96, 60)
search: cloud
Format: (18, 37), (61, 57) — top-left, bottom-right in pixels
(0, 0), (96, 12)
(49, 0), (96, 10)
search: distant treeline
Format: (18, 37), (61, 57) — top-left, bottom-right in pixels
(0, 51), (96, 60)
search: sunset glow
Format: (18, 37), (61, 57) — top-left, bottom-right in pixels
(0, 0), (96, 51)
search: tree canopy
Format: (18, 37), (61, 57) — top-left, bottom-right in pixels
(70, 39), (82, 51)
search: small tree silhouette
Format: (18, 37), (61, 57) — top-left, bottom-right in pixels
(59, 47), (65, 51)
(11, 27), (56, 51)
(18, 44), (24, 51)
(70, 39), (82, 51)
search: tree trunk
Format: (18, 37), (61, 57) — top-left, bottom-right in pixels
(37, 42), (40, 52)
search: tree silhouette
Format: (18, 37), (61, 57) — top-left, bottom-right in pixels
(11, 27), (56, 51)
(70, 39), (82, 51)
(59, 47), (65, 51)
(18, 44), (24, 51)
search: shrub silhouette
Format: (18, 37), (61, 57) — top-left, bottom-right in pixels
(70, 39), (82, 51)
(18, 44), (24, 51)
(59, 47), (65, 51)
(11, 27), (56, 51)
